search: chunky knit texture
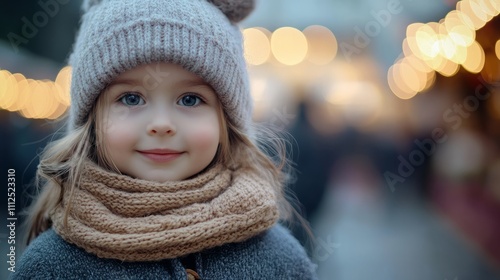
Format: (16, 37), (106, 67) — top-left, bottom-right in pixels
(69, 0), (253, 132)
(50, 161), (279, 262)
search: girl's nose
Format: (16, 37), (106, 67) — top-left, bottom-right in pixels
(147, 110), (176, 136)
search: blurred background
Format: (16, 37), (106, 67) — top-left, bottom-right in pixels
(1, 0), (500, 279)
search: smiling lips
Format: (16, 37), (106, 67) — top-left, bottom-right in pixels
(137, 149), (183, 163)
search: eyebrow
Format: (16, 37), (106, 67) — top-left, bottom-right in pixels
(176, 78), (212, 89)
(106, 78), (143, 88)
(107, 77), (212, 89)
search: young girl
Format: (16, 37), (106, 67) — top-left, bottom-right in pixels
(13, 0), (318, 279)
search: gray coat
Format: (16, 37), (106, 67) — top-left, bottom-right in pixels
(11, 224), (318, 279)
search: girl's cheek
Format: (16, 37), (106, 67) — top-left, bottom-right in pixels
(189, 126), (220, 149)
(102, 106), (133, 133)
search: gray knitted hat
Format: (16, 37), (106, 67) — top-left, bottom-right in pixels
(68, 0), (254, 132)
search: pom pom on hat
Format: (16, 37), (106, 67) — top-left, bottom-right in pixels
(81, 0), (102, 12)
(82, 0), (255, 22)
(207, 0), (255, 22)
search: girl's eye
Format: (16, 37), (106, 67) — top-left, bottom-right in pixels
(119, 93), (145, 106)
(178, 94), (202, 107)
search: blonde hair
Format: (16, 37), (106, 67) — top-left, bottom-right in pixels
(23, 92), (297, 244)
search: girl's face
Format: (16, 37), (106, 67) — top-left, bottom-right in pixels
(99, 63), (221, 182)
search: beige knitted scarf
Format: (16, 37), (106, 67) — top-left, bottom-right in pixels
(50, 161), (279, 262)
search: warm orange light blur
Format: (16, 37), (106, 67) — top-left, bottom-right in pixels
(462, 40), (485, 73)
(422, 70), (436, 92)
(406, 23), (426, 59)
(457, 0), (487, 30)
(389, 0), (497, 96)
(416, 25), (439, 59)
(44, 81), (61, 118)
(8, 73), (27, 112)
(303, 25), (337, 65)
(496, 40), (500, 60)
(55, 66), (72, 106)
(399, 60), (424, 92)
(436, 58), (459, 77)
(402, 58), (428, 93)
(0, 70), (16, 110)
(388, 64), (418, 100)
(480, 0), (499, 16)
(19, 80), (39, 119)
(271, 27), (308, 66)
(444, 10), (475, 47)
(243, 27), (271, 66)
(324, 81), (383, 127)
(449, 43), (467, 64)
(423, 53), (446, 72)
(405, 54), (433, 74)
(470, 0), (494, 21)
(47, 101), (68, 120)
(437, 35), (458, 60)
(0, 66), (71, 120)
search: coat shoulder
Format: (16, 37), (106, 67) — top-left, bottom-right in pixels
(11, 229), (70, 279)
(201, 224), (319, 279)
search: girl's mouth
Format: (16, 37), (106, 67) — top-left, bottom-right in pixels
(137, 149), (184, 163)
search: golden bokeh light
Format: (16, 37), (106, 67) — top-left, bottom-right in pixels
(402, 39), (413, 58)
(398, 60), (423, 93)
(405, 54), (433, 74)
(462, 40), (485, 73)
(19, 80), (40, 119)
(47, 94), (68, 120)
(303, 25), (337, 65)
(448, 43), (467, 64)
(422, 70), (436, 92)
(416, 25), (439, 59)
(480, 0), (500, 16)
(457, 0), (487, 30)
(325, 84), (352, 105)
(388, 63), (418, 100)
(243, 28), (271, 66)
(7, 73), (28, 112)
(55, 66), (72, 106)
(448, 23), (475, 47)
(403, 57), (429, 92)
(323, 81), (383, 128)
(32, 81), (50, 118)
(271, 27), (308, 66)
(444, 10), (475, 46)
(436, 58), (459, 77)
(388, 0), (498, 97)
(423, 53), (446, 72)
(406, 23), (426, 59)
(491, 0), (500, 14)
(437, 35), (458, 60)
(496, 40), (500, 60)
(0, 66), (72, 120)
(0, 70), (17, 110)
(470, 0), (494, 21)
(0, 71), (9, 109)
(45, 81), (62, 118)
